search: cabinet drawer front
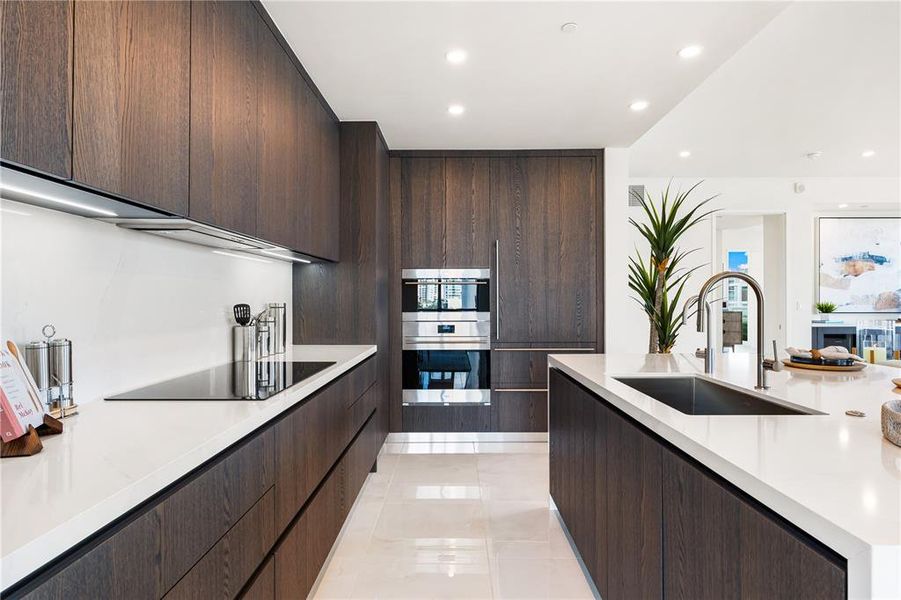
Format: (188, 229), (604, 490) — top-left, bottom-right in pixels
(164, 489), (275, 600)
(273, 358), (377, 529)
(341, 413), (380, 519)
(16, 510), (161, 600)
(240, 555), (274, 600)
(491, 389), (548, 432)
(158, 428), (275, 591)
(274, 457), (343, 599)
(345, 356), (377, 407)
(492, 345), (595, 386)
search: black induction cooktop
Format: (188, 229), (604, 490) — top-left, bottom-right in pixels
(106, 361), (336, 401)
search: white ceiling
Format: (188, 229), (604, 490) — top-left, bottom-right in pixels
(629, 1), (900, 177)
(263, 1), (786, 149)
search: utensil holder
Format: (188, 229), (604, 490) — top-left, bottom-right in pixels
(233, 325), (258, 362)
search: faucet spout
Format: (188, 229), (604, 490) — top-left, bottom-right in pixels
(693, 271), (768, 389)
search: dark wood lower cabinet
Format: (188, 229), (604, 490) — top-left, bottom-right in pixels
(491, 389), (548, 432)
(549, 368), (847, 600)
(6, 360), (385, 600)
(663, 453), (741, 600)
(274, 412), (380, 599)
(17, 509), (161, 600)
(164, 489), (276, 600)
(402, 404), (491, 432)
(240, 557), (274, 600)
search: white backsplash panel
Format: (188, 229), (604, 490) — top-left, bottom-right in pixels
(0, 199), (292, 404)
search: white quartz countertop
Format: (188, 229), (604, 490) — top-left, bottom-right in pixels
(0, 344), (376, 591)
(548, 352), (901, 600)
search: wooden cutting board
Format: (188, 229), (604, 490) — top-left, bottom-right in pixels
(782, 359), (866, 372)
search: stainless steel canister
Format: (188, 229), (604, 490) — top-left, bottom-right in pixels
(49, 338), (76, 415)
(233, 325), (258, 362)
(22, 341), (50, 391)
(267, 303), (287, 354)
(48, 339), (72, 386)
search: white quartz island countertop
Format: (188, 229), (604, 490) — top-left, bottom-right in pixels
(548, 352), (901, 600)
(0, 344), (376, 592)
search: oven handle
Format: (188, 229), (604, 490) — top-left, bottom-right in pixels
(404, 281), (487, 285)
(403, 341), (491, 351)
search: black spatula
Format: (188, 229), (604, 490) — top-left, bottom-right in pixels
(233, 304), (252, 326)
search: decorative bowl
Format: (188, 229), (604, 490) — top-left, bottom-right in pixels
(882, 400), (901, 448)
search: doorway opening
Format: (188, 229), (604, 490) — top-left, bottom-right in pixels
(713, 213), (787, 353)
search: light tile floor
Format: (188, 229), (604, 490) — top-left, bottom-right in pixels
(310, 437), (597, 600)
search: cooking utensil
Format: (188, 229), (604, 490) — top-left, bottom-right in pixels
(233, 304), (252, 326)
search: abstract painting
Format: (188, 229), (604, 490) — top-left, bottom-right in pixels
(818, 217), (901, 313)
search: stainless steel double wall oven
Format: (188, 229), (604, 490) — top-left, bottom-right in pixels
(401, 268), (491, 406)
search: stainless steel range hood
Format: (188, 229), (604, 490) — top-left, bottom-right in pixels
(0, 165), (317, 264)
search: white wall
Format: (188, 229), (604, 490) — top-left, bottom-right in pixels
(0, 199), (292, 404)
(604, 172), (901, 354)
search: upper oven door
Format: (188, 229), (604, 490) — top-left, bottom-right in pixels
(402, 268), (490, 321)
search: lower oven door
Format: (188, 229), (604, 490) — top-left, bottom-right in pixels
(402, 348), (490, 406)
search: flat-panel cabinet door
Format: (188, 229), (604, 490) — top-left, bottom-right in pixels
(490, 156), (596, 343)
(257, 29), (300, 251)
(445, 157), (490, 267)
(400, 157), (445, 268)
(0, 0), (72, 178)
(662, 451), (741, 600)
(738, 499), (846, 600)
(190, 0), (262, 237)
(606, 406), (663, 600)
(73, 0), (189, 214)
(296, 79), (340, 261)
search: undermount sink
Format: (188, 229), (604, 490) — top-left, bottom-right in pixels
(613, 375), (821, 416)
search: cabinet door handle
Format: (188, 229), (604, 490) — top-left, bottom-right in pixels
(495, 239), (500, 341)
(494, 388), (549, 393)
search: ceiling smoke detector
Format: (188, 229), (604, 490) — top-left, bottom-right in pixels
(561, 22), (578, 33)
(805, 151), (823, 160)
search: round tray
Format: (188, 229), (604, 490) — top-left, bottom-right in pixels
(782, 359), (866, 372)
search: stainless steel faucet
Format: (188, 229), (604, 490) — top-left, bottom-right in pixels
(695, 271), (768, 390)
(682, 295), (715, 374)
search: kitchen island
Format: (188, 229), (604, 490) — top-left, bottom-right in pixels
(0, 345), (380, 598)
(548, 353), (901, 600)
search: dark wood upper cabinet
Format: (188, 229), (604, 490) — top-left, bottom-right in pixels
(257, 27), (301, 250)
(400, 157), (446, 268)
(309, 100), (341, 261)
(445, 157), (490, 267)
(190, 0), (262, 236)
(491, 156), (597, 343)
(73, 0), (189, 214)
(0, 0), (72, 179)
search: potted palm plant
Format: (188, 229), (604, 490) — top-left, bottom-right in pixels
(628, 182), (717, 353)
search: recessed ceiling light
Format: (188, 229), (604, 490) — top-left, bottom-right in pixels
(448, 104), (465, 116)
(679, 150), (691, 158)
(445, 49), (467, 65)
(678, 45), (703, 59)
(838, 203), (849, 208)
(561, 22), (579, 33)
(630, 100), (649, 112)
(861, 150), (876, 158)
